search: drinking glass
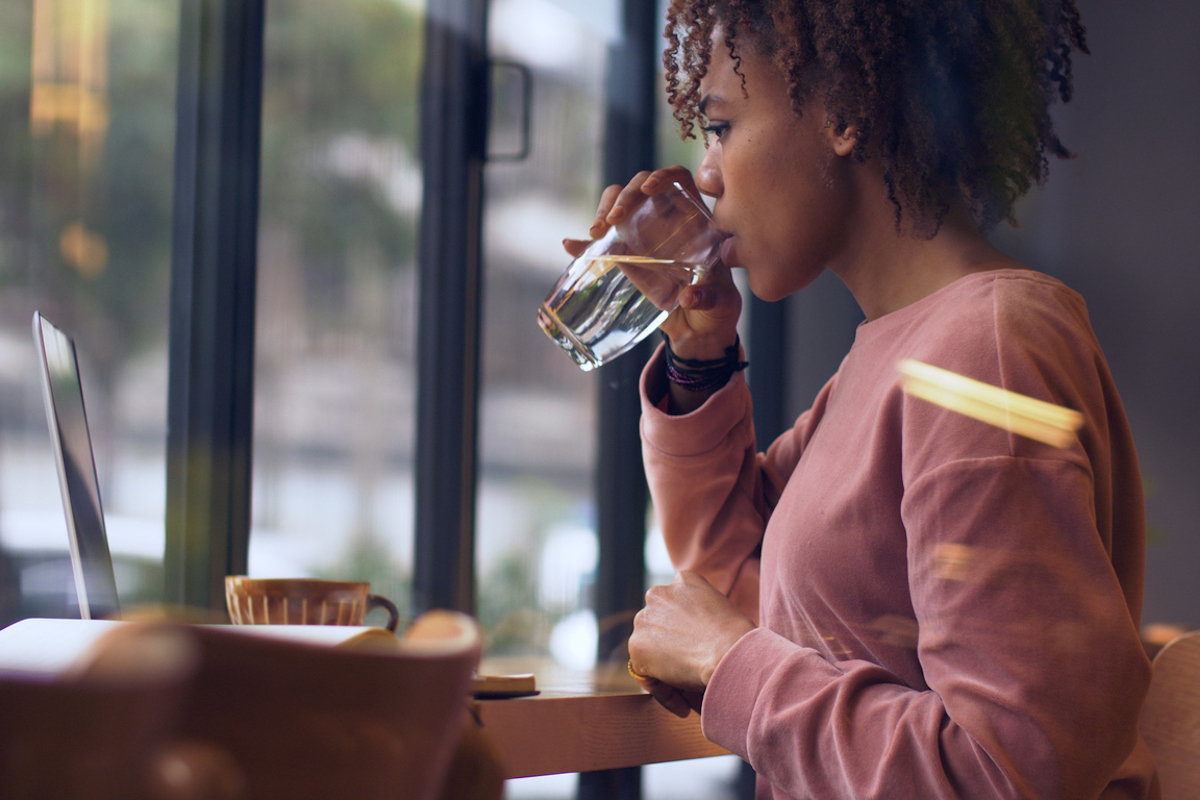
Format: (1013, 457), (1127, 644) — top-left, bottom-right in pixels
(537, 182), (725, 370)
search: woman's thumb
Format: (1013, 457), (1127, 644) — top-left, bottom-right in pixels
(681, 285), (714, 311)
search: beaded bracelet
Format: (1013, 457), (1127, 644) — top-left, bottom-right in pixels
(663, 334), (748, 394)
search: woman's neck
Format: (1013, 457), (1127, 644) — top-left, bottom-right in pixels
(827, 170), (1025, 320)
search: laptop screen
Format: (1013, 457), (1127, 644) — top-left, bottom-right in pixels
(32, 312), (120, 620)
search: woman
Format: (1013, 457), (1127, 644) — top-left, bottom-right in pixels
(568, 1), (1157, 798)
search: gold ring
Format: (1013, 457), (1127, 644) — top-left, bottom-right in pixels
(627, 659), (649, 680)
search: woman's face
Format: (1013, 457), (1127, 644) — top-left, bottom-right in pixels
(693, 37), (855, 301)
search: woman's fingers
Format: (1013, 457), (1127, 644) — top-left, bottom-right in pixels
(604, 171), (653, 228)
(678, 284), (718, 312)
(586, 167), (703, 244)
(605, 166), (701, 227)
(636, 676), (694, 719)
(660, 260), (742, 357)
(570, 167), (702, 256)
(589, 183), (625, 238)
(629, 568), (756, 692)
(562, 238), (590, 258)
(640, 165), (701, 199)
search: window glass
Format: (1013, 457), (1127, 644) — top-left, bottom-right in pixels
(476, 0), (606, 665)
(485, 1), (747, 796)
(250, 0), (424, 626)
(0, 0), (178, 625)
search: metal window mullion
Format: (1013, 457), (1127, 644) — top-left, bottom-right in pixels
(413, 0), (490, 616)
(749, 296), (789, 443)
(581, 0), (659, 797)
(164, 0), (264, 611)
(594, 0), (658, 671)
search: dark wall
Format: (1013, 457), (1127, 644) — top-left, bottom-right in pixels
(994, 0), (1200, 628)
(784, 0), (1200, 627)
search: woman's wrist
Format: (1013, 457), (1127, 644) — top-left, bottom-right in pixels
(666, 380), (716, 416)
(699, 618), (756, 687)
(662, 330), (739, 362)
(662, 335), (747, 415)
(663, 334), (748, 395)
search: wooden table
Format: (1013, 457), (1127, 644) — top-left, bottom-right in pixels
(474, 659), (730, 778)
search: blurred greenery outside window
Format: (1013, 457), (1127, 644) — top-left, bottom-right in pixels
(250, 0), (425, 629)
(476, 0), (607, 664)
(0, 0), (706, 664)
(0, 0), (178, 627)
(0, 1), (745, 794)
(477, 0), (707, 668)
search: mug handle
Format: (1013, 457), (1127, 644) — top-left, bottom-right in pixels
(367, 594), (401, 633)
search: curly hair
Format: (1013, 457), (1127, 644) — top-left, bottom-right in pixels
(663, 0), (1088, 233)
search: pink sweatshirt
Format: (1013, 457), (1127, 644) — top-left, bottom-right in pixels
(640, 270), (1157, 800)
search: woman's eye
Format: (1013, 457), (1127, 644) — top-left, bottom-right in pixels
(700, 122), (729, 140)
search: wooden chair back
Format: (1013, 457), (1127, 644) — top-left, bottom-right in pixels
(402, 612), (506, 800)
(177, 610), (482, 800)
(0, 624), (198, 800)
(1140, 630), (1200, 800)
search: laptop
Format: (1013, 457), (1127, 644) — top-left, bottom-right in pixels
(32, 311), (120, 620)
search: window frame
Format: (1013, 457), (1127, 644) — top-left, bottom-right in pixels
(164, 0), (265, 610)
(160, 0), (789, 645)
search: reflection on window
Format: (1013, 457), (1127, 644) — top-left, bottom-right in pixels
(251, 0), (424, 626)
(477, 0), (606, 666)
(0, 0), (178, 625)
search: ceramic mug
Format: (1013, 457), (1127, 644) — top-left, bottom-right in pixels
(224, 577), (400, 633)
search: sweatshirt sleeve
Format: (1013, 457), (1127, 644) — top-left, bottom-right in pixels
(701, 454), (1153, 800)
(639, 344), (831, 623)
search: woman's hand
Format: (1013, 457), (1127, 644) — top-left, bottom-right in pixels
(629, 674), (705, 719)
(563, 167), (742, 363)
(628, 570), (756, 715)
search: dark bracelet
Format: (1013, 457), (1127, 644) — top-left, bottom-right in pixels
(663, 334), (748, 393)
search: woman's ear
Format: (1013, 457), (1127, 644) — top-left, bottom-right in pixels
(825, 120), (858, 157)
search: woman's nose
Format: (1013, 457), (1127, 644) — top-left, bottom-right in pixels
(694, 147), (722, 199)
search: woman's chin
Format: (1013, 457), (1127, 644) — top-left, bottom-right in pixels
(747, 265), (826, 303)
(746, 275), (794, 304)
